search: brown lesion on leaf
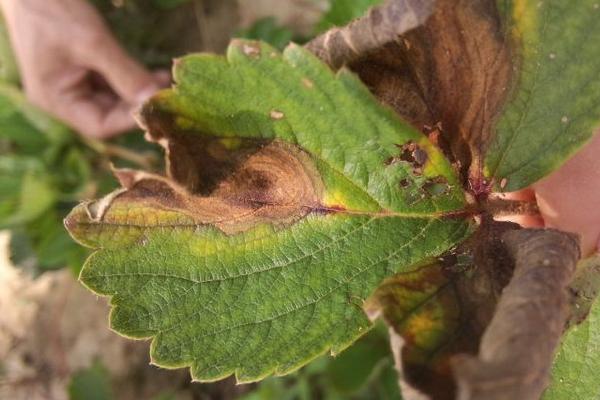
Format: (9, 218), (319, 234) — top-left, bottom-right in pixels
(366, 219), (522, 399)
(368, 218), (584, 400)
(69, 140), (323, 236)
(386, 141), (428, 176)
(309, 0), (514, 191)
(422, 176), (451, 197)
(66, 103), (326, 237)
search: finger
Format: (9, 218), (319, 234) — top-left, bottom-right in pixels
(75, 32), (160, 104)
(54, 95), (136, 139)
(533, 131), (600, 256)
(153, 70), (172, 88)
(91, 91), (118, 110)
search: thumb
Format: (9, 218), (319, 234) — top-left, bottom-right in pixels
(76, 32), (160, 104)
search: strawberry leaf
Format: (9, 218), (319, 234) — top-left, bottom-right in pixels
(65, 40), (471, 382)
(486, 0), (600, 190)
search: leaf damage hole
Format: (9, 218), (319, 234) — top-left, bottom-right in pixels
(422, 176), (451, 197)
(385, 140), (429, 174)
(270, 109), (285, 120)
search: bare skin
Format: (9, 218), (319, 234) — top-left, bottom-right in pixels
(498, 131), (600, 257)
(0, 0), (167, 138)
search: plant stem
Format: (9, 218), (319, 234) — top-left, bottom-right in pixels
(81, 137), (157, 171)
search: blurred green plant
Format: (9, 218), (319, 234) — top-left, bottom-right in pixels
(237, 17), (296, 50)
(241, 324), (401, 400)
(0, 80), (163, 273)
(69, 361), (114, 400)
(316, 0), (383, 33)
(0, 5), (165, 274)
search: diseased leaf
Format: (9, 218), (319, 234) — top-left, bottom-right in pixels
(565, 255), (600, 328)
(345, 0), (513, 187)
(486, 0), (600, 190)
(366, 262), (463, 400)
(366, 220), (518, 400)
(66, 40), (471, 382)
(324, 0), (599, 192)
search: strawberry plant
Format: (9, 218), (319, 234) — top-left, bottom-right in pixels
(58, 0), (600, 399)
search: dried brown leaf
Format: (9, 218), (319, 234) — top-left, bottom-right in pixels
(452, 229), (580, 400)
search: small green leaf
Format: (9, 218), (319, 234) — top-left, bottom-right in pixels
(486, 0), (600, 190)
(68, 361), (113, 400)
(237, 17), (295, 50)
(543, 256), (600, 400)
(544, 303), (600, 399)
(1, 170), (56, 228)
(0, 83), (72, 146)
(325, 323), (393, 394)
(316, 0), (384, 33)
(66, 40), (471, 382)
(0, 15), (19, 84)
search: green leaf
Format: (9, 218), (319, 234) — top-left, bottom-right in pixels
(237, 17), (295, 50)
(9, 171), (56, 225)
(0, 167), (56, 228)
(325, 323), (393, 394)
(543, 256), (600, 399)
(486, 0), (600, 190)
(316, 0), (384, 33)
(68, 361), (113, 400)
(66, 40), (471, 382)
(241, 326), (401, 400)
(544, 299), (600, 399)
(0, 83), (72, 146)
(151, 0), (191, 9)
(0, 15), (19, 84)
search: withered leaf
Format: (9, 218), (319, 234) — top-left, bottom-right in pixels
(366, 220), (518, 400)
(311, 0), (600, 192)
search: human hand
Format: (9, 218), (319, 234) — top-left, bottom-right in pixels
(499, 132), (600, 257)
(0, 0), (168, 138)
